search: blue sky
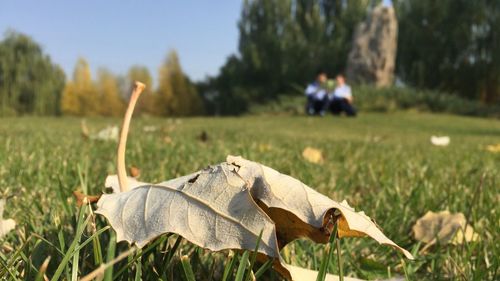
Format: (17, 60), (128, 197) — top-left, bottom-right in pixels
(0, 1), (242, 82)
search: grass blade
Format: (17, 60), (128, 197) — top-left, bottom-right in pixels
(103, 230), (117, 281)
(316, 224), (338, 281)
(254, 259), (273, 279)
(181, 255), (196, 281)
(245, 229), (263, 281)
(50, 205), (89, 281)
(235, 251), (250, 281)
(221, 252), (237, 281)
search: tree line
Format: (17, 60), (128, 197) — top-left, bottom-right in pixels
(0, 31), (202, 116)
(201, 0), (499, 114)
(1, 0), (498, 116)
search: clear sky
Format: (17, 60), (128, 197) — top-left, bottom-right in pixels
(0, 1), (242, 82)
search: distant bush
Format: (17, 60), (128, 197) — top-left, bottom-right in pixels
(248, 86), (500, 118)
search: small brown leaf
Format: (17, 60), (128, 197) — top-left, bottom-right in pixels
(73, 191), (101, 206)
(129, 166), (141, 178)
(198, 130), (209, 142)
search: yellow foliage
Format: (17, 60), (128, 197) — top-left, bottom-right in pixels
(127, 66), (156, 115)
(61, 82), (81, 115)
(156, 50), (203, 116)
(97, 69), (125, 116)
(61, 58), (100, 116)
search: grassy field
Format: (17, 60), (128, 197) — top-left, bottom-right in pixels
(0, 112), (499, 280)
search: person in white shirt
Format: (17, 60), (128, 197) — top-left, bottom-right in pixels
(305, 70), (328, 116)
(329, 74), (357, 116)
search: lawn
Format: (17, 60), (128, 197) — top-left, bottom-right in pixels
(0, 112), (499, 280)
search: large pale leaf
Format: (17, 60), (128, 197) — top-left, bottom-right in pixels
(97, 156), (413, 280)
(97, 163), (280, 256)
(227, 155), (414, 259)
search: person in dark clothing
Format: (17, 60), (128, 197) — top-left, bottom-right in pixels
(329, 74), (357, 117)
(305, 70), (328, 116)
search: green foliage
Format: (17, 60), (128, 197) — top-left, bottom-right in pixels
(248, 86), (500, 118)
(203, 0), (370, 114)
(354, 86), (500, 117)
(0, 113), (499, 280)
(126, 65), (155, 116)
(205, 0), (500, 114)
(396, 0), (500, 103)
(0, 31), (65, 116)
(97, 69), (125, 117)
(61, 58), (101, 116)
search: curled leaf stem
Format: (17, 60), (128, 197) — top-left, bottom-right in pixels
(117, 81), (145, 192)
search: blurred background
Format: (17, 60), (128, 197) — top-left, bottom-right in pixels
(0, 0), (499, 117)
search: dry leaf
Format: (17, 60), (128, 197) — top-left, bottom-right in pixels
(413, 210), (479, 245)
(129, 166), (141, 178)
(430, 136), (450, 146)
(285, 264), (365, 281)
(0, 199), (16, 239)
(97, 156), (413, 280)
(97, 164), (281, 256)
(142, 125), (158, 133)
(302, 147), (324, 164)
(485, 143), (500, 153)
(93, 126), (119, 141)
(228, 156), (413, 258)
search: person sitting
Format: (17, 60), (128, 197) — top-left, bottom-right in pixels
(305, 70), (328, 116)
(329, 74), (357, 117)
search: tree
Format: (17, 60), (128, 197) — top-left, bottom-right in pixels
(61, 58), (100, 115)
(396, 0), (500, 103)
(0, 30), (65, 115)
(156, 50), (203, 116)
(209, 0), (370, 114)
(127, 65), (155, 115)
(97, 68), (125, 116)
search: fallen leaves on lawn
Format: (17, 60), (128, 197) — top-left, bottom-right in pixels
(413, 210), (479, 246)
(302, 147), (324, 164)
(430, 136), (450, 146)
(0, 199), (16, 239)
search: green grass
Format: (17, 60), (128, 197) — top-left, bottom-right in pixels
(0, 112), (499, 280)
